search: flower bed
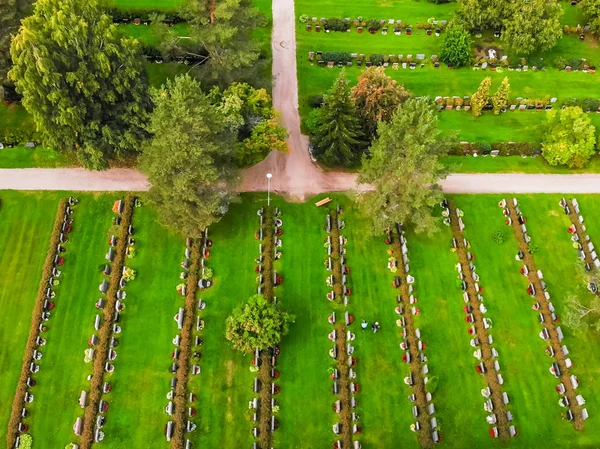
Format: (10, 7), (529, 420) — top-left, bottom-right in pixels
(445, 200), (515, 439)
(6, 198), (74, 449)
(559, 198), (599, 275)
(79, 195), (136, 449)
(500, 198), (588, 429)
(325, 205), (360, 449)
(387, 225), (438, 447)
(170, 237), (202, 449)
(252, 206), (283, 449)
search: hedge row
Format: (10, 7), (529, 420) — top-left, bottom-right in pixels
(448, 142), (539, 157)
(171, 239), (201, 449)
(448, 203), (510, 438)
(504, 200), (584, 430)
(105, 8), (185, 24)
(6, 199), (68, 449)
(389, 229), (434, 448)
(80, 195), (135, 449)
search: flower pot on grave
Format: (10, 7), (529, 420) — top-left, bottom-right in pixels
(580, 34), (585, 40)
(357, 27), (363, 33)
(369, 28), (376, 34)
(394, 28), (401, 35)
(306, 25), (311, 31)
(426, 29), (432, 36)
(315, 26), (320, 32)
(406, 28), (412, 35)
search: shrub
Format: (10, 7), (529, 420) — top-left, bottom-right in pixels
(322, 52), (351, 64)
(18, 434), (32, 449)
(308, 94), (324, 108)
(299, 14), (309, 23)
(553, 56), (569, 70)
(368, 54), (384, 66)
(440, 24), (473, 67)
(366, 19), (380, 30)
(427, 375), (439, 393)
(327, 18), (349, 32)
(492, 230), (506, 244)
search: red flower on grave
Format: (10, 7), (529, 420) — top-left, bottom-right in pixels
(348, 315), (354, 324)
(204, 250), (210, 258)
(345, 267), (350, 274)
(57, 257), (65, 266)
(385, 238), (391, 245)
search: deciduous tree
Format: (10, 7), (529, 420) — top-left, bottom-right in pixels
(140, 74), (238, 237)
(491, 77), (510, 115)
(455, 0), (504, 30)
(226, 294), (294, 354)
(580, 0), (600, 35)
(440, 24), (473, 68)
(358, 99), (452, 235)
(470, 76), (491, 117)
(501, 0), (562, 55)
(350, 67), (410, 140)
(10, 0), (150, 169)
(312, 69), (365, 166)
(542, 106), (597, 168)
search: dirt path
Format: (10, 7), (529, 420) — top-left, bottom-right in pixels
(238, 0), (364, 200)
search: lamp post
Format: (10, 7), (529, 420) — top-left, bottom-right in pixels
(266, 173), (272, 207)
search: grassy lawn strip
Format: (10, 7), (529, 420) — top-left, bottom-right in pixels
(6, 199), (68, 448)
(170, 238), (201, 449)
(503, 199), (584, 428)
(448, 201), (512, 438)
(0, 193), (64, 444)
(80, 196), (135, 449)
(389, 227), (435, 447)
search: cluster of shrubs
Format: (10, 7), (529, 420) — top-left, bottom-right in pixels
(105, 8), (185, 24)
(171, 241), (201, 449)
(448, 142), (540, 156)
(6, 200), (68, 449)
(310, 52), (429, 66)
(553, 57), (595, 71)
(80, 196), (135, 449)
(561, 97), (600, 111)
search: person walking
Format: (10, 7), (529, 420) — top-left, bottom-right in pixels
(361, 320), (368, 331)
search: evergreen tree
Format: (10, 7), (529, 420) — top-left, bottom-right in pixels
(470, 77), (492, 117)
(9, 0), (150, 169)
(439, 24), (473, 68)
(351, 67), (410, 141)
(0, 0), (18, 87)
(358, 99), (452, 235)
(140, 74), (238, 237)
(312, 69), (364, 166)
(491, 77), (510, 115)
(182, 0), (266, 88)
(501, 0), (562, 55)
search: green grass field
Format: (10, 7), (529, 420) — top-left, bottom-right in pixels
(3, 192), (600, 447)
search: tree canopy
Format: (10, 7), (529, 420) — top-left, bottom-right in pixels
(541, 106), (597, 169)
(580, 0), (600, 35)
(455, 0), (503, 30)
(311, 69), (365, 166)
(358, 99), (452, 235)
(226, 294), (294, 354)
(350, 67), (410, 140)
(439, 24), (473, 67)
(0, 0), (18, 86)
(182, 0), (266, 87)
(9, 0), (150, 169)
(140, 74), (238, 237)
(501, 0), (563, 55)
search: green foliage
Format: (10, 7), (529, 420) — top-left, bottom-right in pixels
(236, 117), (288, 167)
(18, 434), (32, 449)
(427, 376), (439, 393)
(439, 25), (473, 68)
(326, 18), (350, 32)
(541, 106), (597, 169)
(491, 77), (510, 115)
(470, 77), (491, 117)
(528, 244), (539, 254)
(226, 294), (294, 354)
(308, 94), (324, 108)
(358, 99), (453, 235)
(456, 0), (504, 30)
(299, 14), (309, 23)
(140, 74), (238, 237)
(312, 69), (365, 166)
(9, 0), (150, 170)
(368, 54), (384, 66)
(351, 66), (411, 140)
(0, 0), (18, 86)
(323, 52), (352, 64)
(492, 230), (506, 244)
(501, 0), (563, 55)
(182, 0), (267, 88)
(580, 0), (600, 35)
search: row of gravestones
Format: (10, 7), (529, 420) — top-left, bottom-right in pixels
(325, 206), (362, 449)
(75, 199), (136, 444)
(443, 200), (517, 439)
(500, 198), (589, 424)
(165, 233), (210, 446)
(13, 197), (78, 448)
(389, 223), (441, 444)
(560, 198), (600, 273)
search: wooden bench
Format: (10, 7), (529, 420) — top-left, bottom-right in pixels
(315, 197), (332, 207)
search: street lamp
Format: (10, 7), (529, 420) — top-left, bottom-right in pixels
(266, 173), (273, 207)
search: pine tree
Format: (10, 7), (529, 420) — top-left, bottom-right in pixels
(140, 74), (239, 237)
(470, 77), (492, 117)
(312, 69), (365, 166)
(9, 0), (150, 169)
(491, 77), (510, 115)
(182, 0), (266, 87)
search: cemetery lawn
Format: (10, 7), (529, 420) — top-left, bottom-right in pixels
(0, 192), (67, 444)
(3, 192), (600, 447)
(24, 194), (119, 448)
